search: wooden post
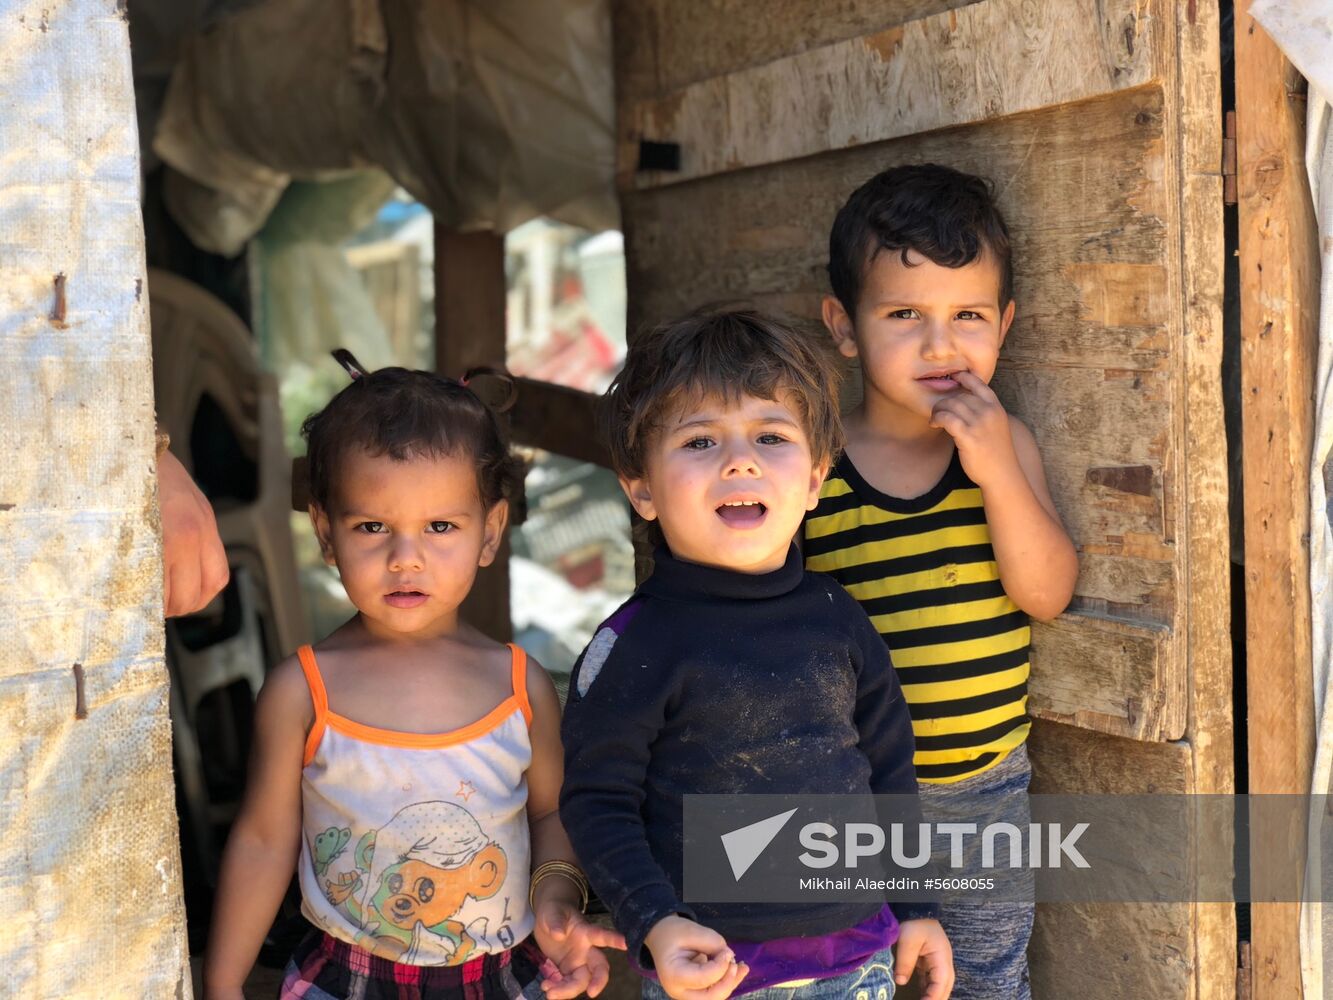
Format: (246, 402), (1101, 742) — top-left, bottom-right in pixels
(1235, 5), (1320, 997)
(434, 226), (513, 641)
(509, 378), (607, 468)
(1175, 4), (1237, 995)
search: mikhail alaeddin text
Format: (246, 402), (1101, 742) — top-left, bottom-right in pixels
(798, 876), (921, 891)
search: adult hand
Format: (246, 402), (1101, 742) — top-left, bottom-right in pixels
(158, 449), (229, 616)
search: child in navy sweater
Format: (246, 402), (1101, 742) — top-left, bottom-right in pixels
(560, 310), (953, 1000)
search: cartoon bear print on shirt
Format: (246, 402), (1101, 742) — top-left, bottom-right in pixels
(318, 800), (508, 964)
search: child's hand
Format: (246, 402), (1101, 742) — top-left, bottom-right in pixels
(893, 918), (954, 1000)
(928, 370), (1020, 490)
(533, 899), (627, 999)
(644, 915), (749, 1000)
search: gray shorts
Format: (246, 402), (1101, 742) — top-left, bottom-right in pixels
(918, 743), (1034, 1000)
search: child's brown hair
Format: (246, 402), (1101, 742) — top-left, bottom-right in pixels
(601, 308), (844, 479)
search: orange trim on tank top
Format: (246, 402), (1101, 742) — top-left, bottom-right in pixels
(511, 644), (533, 726)
(296, 645), (330, 768)
(297, 643), (530, 766)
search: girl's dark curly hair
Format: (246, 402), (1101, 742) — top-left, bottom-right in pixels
(301, 363), (522, 512)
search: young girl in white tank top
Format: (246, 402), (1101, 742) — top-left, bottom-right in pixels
(203, 358), (624, 1000)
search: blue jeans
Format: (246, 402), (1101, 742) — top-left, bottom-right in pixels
(641, 947), (895, 1000)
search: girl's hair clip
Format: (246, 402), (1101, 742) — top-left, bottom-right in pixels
(328, 349), (518, 413)
(461, 366), (519, 414)
(332, 348), (369, 380)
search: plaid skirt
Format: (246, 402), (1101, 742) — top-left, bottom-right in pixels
(280, 930), (550, 1000)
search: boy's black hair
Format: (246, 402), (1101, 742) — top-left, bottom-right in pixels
(601, 308), (843, 480)
(301, 366), (523, 512)
(828, 162), (1013, 315)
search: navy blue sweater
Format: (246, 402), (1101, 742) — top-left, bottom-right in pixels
(559, 546), (932, 964)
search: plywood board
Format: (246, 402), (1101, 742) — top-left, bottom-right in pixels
(613, 0), (973, 97)
(620, 0), (1164, 189)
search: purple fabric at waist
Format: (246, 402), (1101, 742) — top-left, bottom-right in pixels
(635, 905), (899, 996)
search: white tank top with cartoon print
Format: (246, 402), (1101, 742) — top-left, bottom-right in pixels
(295, 643), (535, 966)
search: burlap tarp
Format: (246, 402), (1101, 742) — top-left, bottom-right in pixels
(0, 2), (190, 996)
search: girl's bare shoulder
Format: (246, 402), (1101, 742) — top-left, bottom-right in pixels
(451, 621), (518, 677)
(255, 650), (316, 733)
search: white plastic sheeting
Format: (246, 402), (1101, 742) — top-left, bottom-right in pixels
(1248, 3), (1332, 993)
(0, 2), (190, 997)
(152, 0), (617, 255)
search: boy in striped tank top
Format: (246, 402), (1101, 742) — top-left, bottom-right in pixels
(805, 164), (1078, 999)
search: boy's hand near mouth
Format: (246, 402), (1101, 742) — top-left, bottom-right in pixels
(927, 369), (1019, 490)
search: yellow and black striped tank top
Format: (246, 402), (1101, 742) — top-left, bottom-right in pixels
(804, 451), (1030, 784)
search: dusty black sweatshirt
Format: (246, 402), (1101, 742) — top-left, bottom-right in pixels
(559, 545), (934, 964)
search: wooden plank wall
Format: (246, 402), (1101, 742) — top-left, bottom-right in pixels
(613, 1), (1233, 996)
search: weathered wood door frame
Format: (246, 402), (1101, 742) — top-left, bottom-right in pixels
(1234, 3), (1320, 997)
